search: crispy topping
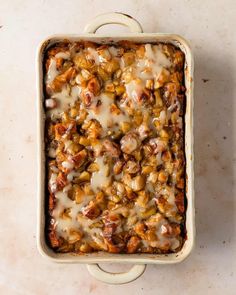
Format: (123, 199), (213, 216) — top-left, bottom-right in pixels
(45, 41), (186, 254)
(120, 132), (140, 154)
(103, 139), (121, 158)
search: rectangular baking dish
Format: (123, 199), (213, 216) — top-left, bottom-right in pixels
(37, 12), (195, 284)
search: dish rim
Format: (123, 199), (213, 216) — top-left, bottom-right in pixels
(36, 32), (195, 264)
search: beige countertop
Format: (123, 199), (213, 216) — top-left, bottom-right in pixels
(0, 0), (235, 294)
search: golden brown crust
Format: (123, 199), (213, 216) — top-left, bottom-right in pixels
(44, 41), (186, 254)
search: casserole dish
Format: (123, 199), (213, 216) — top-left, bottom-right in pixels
(37, 12), (195, 284)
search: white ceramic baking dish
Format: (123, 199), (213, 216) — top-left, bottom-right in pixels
(37, 12), (195, 284)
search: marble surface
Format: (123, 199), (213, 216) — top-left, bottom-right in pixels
(0, 0), (235, 294)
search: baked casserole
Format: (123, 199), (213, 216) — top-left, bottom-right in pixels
(44, 41), (186, 254)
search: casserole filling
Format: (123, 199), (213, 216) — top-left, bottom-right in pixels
(44, 41), (186, 254)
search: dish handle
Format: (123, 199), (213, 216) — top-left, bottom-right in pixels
(84, 12), (143, 34)
(87, 264), (146, 284)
